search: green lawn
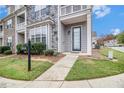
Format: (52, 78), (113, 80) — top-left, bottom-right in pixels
(65, 48), (124, 81)
(0, 57), (53, 80)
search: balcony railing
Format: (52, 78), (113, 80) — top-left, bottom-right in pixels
(31, 7), (51, 21)
(16, 22), (25, 30)
(60, 5), (87, 16)
(0, 32), (3, 38)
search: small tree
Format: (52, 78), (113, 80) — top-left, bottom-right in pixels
(116, 32), (124, 44)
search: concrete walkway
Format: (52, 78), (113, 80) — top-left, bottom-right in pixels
(35, 54), (78, 81)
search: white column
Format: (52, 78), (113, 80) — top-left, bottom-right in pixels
(58, 6), (62, 52)
(15, 15), (18, 53)
(24, 11), (27, 43)
(15, 15), (18, 46)
(87, 13), (92, 55)
(47, 23), (51, 49)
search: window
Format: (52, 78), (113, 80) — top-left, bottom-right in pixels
(8, 7), (11, 14)
(42, 26), (47, 45)
(36, 34), (40, 42)
(7, 19), (12, 29)
(0, 25), (2, 31)
(30, 26), (47, 45)
(73, 5), (81, 12)
(34, 5), (46, 11)
(7, 37), (12, 47)
(15, 5), (23, 10)
(31, 35), (35, 43)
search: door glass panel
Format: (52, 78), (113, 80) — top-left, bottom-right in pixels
(73, 27), (81, 51)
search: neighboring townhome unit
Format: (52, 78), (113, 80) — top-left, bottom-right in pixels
(0, 21), (4, 46)
(2, 8), (16, 53)
(1, 5), (92, 55)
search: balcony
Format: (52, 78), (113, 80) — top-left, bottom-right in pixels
(0, 32), (3, 38)
(15, 5), (24, 11)
(16, 22), (25, 31)
(28, 7), (51, 24)
(16, 13), (25, 31)
(60, 5), (87, 16)
(60, 5), (91, 25)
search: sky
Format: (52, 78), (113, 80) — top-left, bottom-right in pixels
(0, 5), (124, 37)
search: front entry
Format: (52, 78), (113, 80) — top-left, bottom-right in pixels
(72, 26), (81, 51)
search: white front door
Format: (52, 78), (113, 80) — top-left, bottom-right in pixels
(72, 26), (81, 51)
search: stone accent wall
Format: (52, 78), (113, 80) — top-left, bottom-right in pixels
(3, 17), (16, 53)
(27, 5), (58, 51)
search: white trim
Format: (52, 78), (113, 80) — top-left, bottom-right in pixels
(87, 13), (92, 55)
(71, 25), (82, 52)
(60, 5), (88, 17)
(60, 11), (88, 21)
(27, 20), (54, 28)
(17, 11), (25, 16)
(58, 5), (61, 52)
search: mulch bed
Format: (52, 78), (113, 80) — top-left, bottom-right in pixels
(0, 54), (6, 57)
(15, 54), (65, 64)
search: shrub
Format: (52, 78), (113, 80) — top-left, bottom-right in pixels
(95, 44), (100, 49)
(31, 43), (46, 55)
(0, 46), (2, 53)
(16, 43), (46, 55)
(0, 46), (10, 53)
(44, 49), (54, 56)
(4, 50), (12, 55)
(16, 44), (24, 54)
(53, 52), (59, 56)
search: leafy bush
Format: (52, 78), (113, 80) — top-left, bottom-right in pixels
(95, 44), (100, 49)
(0, 46), (10, 53)
(31, 43), (46, 55)
(53, 52), (59, 56)
(4, 50), (12, 55)
(44, 49), (54, 56)
(16, 43), (46, 55)
(0, 46), (2, 53)
(16, 44), (23, 54)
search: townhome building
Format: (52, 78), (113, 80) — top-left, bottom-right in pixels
(0, 21), (4, 46)
(0, 5), (92, 55)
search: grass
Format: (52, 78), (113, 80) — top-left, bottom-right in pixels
(0, 57), (53, 80)
(65, 48), (124, 81)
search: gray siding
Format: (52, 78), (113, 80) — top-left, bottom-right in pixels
(62, 22), (87, 53)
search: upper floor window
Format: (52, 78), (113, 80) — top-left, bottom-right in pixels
(7, 37), (12, 47)
(8, 7), (11, 15)
(0, 25), (3, 31)
(15, 5), (24, 11)
(34, 5), (46, 12)
(7, 19), (12, 29)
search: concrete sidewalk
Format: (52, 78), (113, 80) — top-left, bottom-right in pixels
(1, 73), (124, 88)
(111, 47), (124, 52)
(1, 54), (124, 88)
